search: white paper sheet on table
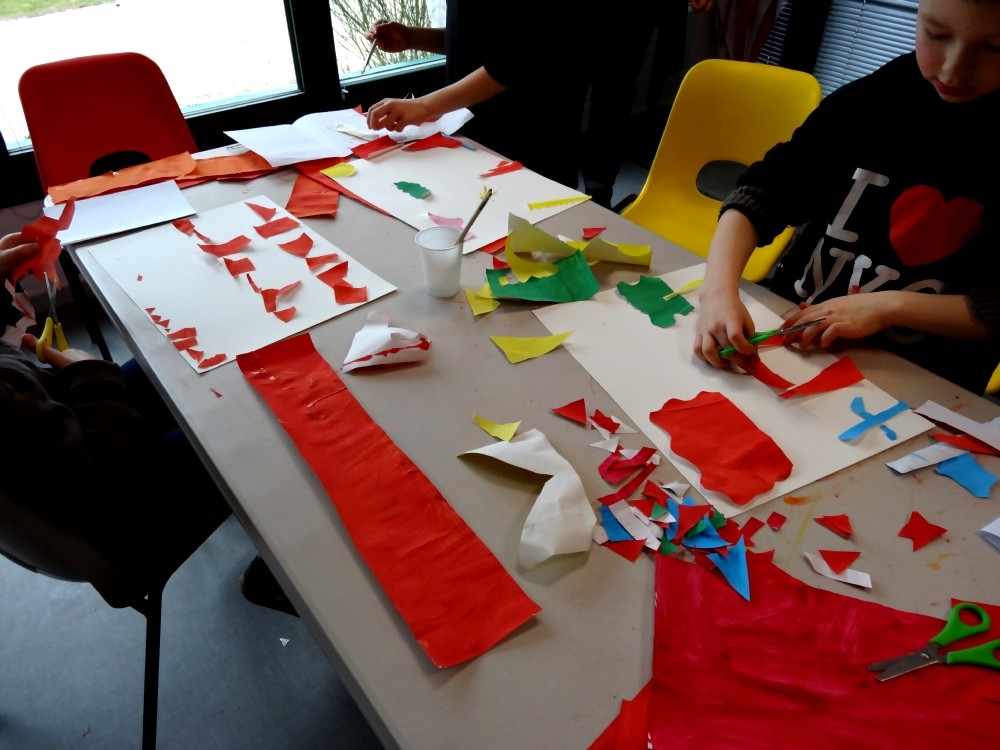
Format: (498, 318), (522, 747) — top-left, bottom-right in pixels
(328, 144), (589, 253)
(533, 263), (933, 517)
(224, 107), (473, 167)
(47, 181), (195, 246)
(981, 517), (1000, 553)
(85, 195), (396, 372)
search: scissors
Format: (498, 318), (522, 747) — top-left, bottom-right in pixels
(867, 602), (1000, 681)
(717, 318), (826, 358)
(36, 271), (68, 362)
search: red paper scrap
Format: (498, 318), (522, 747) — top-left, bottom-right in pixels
(590, 409), (619, 433)
(246, 201), (277, 221)
(582, 227), (605, 240)
(334, 284), (368, 304)
(285, 173), (340, 219)
(404, 132), (462, 150)
(641, 480), (668, 502)
(173, 218), (195, 235)
(352, 134), (400, 159)
(167, 327), (197, 341)
(254, 216), (300, 239)
(492, 256), (509, 269)
(740, 516), (765, 545)
(479, 237), (506, 255)
(172, 337), (198, 352)
(237, 333), (540, 667)
(597, 462), (657, 506)
(198, 235), (252, 257)
(673, 503), (711, 542)
(602, 538), (646, 562)
(932, 432), (1000, 456)
(552, 398), (588, 425)
(640, 554), (997, 749)
(317, 261), (349, 288)
(649, 391), (792, 506)
(815, 514), (853, 539)
(14, 198), (76, 285)
(480, 159), (523, 177)
(305, 252), (340, 271)
(223, 256), (255, 276)
(261, 281), (301, 313)
(277, 232), (314, 258)
(819, 549), (861, 575)
(273, 307), (297, 322)
(587, 682), (651, 750)
(766, 511), (787, 530)
(199, 353), (227, 369)
(734, 354), (794, 390)
(898, 511), (947, 551)
(780, 356), (865, 399)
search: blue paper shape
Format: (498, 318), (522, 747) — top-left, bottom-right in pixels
(681, 521), (728, 549)
(839, 397), (909, 441)
(600, 504), (634, 542)
(708, 537), (750, 601)
(936, 452), (997, 498)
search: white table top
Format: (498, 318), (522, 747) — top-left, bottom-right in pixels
(71, 168), (1000, 750)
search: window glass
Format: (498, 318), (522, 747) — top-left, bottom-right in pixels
(813, 0), (919, 95)
(331, 0), (443, 77)
(0, 0), (298, 152)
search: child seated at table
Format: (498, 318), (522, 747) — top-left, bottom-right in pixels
(693, 0), (1000, 394)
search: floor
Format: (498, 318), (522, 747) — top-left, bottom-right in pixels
(0, 162), (652, 750)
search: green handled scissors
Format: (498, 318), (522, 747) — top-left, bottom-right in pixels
(867, 602), (1000, 681)
(717, 318), (826, 358)
(35, 271), (68, 362)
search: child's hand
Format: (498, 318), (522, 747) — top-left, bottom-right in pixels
(366, 19), (410, 53)
(781, 294), (895, 350)
(694, 289), (757, 368)
(21, 333), (96, 369)
(366, 97), (431, 131)
(0, 233), (41, 280)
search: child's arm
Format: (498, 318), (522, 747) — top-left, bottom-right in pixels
(366, 67), (505, 131)
(694, 209), (763, 368)
(366, 20), (445, 54)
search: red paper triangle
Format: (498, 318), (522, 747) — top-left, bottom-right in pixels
(898, 511), (947, 551)
(819, 549), (861, 575)
(603, 538), (646, 562)
(673, 504), (710, 541)
(552, 398), (587, 425)
(815, 514), (853, 539)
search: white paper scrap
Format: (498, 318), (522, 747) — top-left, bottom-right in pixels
(886, 444), (967, 473)
(462, 429), (597, 568)
(914, 401), (1000, 452)
(609, 500), (649, 540)
(342, 309), (430, 372)
(803, 552), (872, 589)
(980, 517), (1000, 553)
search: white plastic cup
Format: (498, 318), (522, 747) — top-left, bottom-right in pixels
(414, 226), (463, 297)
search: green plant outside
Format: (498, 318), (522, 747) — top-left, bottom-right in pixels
(0, 0), (111, 21)
(330, 0), (434, 74)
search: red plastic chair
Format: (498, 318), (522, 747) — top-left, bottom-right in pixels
(18, 52), (197, 361)
(18, 51), (197, 191)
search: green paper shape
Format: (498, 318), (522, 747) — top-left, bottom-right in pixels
(651, 502), (669, 521)
(617, 275), (694, 327)
(485, 250), (599, 302)
(685, 518), (711, 539)
(659, 539), (680, 555)
(394, 181), (431, 199)
(710, 509), (727, 529)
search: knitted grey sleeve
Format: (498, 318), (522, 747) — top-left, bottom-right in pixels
(969, 287), (1000, 338)
(719, 185), (786, 247)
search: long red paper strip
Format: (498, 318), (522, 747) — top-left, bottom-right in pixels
(779, 356), (865, 398)
(237, 333), (539, 667)
(647, 555), (996, 748)
(649, 391), (792, 506)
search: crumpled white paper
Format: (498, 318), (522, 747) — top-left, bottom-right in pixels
(342, 309), (430, 372)
(462, 429), (597, 569)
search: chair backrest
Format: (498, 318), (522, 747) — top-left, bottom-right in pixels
(18, 52), (197, 192)
(622, 58), (822, 281)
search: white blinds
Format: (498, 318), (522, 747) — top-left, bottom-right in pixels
(813, 0), (919, 95)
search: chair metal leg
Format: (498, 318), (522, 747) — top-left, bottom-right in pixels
(139, 588), (164, 750)
(59, 250), (113, 361)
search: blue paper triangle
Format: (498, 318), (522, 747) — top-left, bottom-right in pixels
(600, 504), (634, 542)
(707, 537), (750, 601)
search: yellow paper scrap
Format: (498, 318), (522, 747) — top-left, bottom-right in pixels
(505, 215), (576, 281)
(527, 195), (590, 211)
(321, 162), (357, 178)
(465, 286), (500, 315)
(490, 331), (573, 364)
(473, 414), (520, 441)
(663, 278), (703, 300)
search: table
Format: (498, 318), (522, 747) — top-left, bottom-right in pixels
(71, 166), (1000, 749)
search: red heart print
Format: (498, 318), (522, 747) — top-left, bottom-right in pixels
(889, 185), (983, 266)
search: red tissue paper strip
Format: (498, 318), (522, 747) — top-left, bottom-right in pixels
(646, 554), (997, 749)
(649, 391), (792, 506)
(237, 333), (540, 668)
(779, 356), (865, 399)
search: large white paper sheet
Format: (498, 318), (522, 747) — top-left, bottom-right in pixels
(533, 263), (933, 516)
(330, 144), (589, 253)
(47, 181), (195, 245)
(86, 195), (396, 372)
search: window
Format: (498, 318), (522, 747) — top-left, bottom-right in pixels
(0, 0), (447, 208)
(813, 0), (919, 95)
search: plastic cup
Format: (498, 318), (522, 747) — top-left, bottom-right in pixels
(414, 226), (463, 297)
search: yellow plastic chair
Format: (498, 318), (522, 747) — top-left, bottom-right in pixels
(620, 58), (822, 282)
(987, 364), (1000, 396)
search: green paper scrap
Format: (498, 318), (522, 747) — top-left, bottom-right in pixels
(685, 518), (711, 540)
(659, 539), (680, 555)
(617, 276), (694, 327)
(486, 250), (599, 302)
(709, 509), (727, 529)
(394, 181), (431, 199)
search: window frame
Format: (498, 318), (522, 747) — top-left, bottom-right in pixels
(0, 0), (446, 209)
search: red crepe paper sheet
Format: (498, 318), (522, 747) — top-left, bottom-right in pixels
(15, 199), (76, 285)
(174, 150), (277, 187)
(587, 681), (652, 750)
(898, 511), (947, 551)
(237, 334), (539, 667)
(819, 549), (861, 575)
(647, 554), (997, 749)
(552, 397), (588, 425)
(285, 173), (340, 219)
(48, 152), (196, 204)
(815, 513), (853, 539)
(779, 356), (865, 399)
(649, 391), (792, 506)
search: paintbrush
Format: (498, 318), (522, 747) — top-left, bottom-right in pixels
(457, 189), (494, 244)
